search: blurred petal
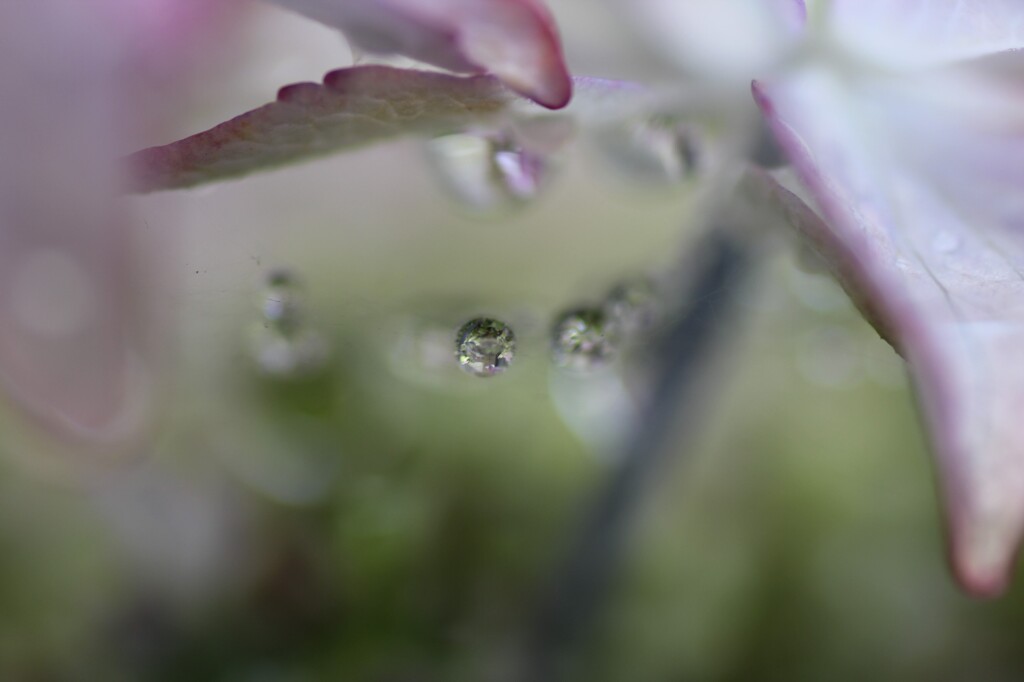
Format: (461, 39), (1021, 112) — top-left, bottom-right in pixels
(754, 67), (1024, 595)
(829, 0), (1024, 67)
(0, 2), (226, 449)
(269, 0), (572, 108)
(624, 0), (805, 82)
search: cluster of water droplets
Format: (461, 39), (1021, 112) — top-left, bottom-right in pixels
(551, 277), (662, 373)
(434, 274), (663, 381)
(425, 109), (712, 220)
(594, 116), (703, 188)
(250, 269), (329, 378)
(416, 114), (691, 378)
(426, 132), (551, 215)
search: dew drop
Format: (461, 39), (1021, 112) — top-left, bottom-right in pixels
(427, 133), (549, 213)
(932, 231), (961, 254)
(551, 308), (621, 372)
(604, 277), (660, 337)
(260, 268), (305, 335)
(250, 268), (329, 378)
(251, 327), (329, 379)
(596, 117), (702, 187)
(455, 318), (516, 377)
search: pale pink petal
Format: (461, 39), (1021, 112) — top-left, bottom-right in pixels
(754, 67), (1024, 595)
(623, 0), (805, 81)
(0, 2), (227, 450)
(829, 0), (1024, 67)
(269, 0), (572, 108)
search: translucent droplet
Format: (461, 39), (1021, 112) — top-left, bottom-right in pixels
(251, 327), (329, 379)
(932, 231), (961, 254)
(455, 318), (516, 377)
(552, 308), (620, 372)
(604, 277), (660, 337)
(596, 117), (701, 187)
(427, 133), (549, 213)
(260, 268), (304, 335)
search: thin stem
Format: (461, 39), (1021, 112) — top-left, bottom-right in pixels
(522, 229), (752, 681)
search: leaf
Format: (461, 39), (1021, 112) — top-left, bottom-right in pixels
(128, 66), (654, 193)
(754, 65), (1024, 596)
(269, 0), (572, 108)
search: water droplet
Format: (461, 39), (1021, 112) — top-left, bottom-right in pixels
(932, 231), (961, 254)
(604, 277), (660, 337)
(250, 268), (329, 378)
(251, 327), (329, 379)
(551, 308), (621, 372)
(455, 318), (516, 377)
(426, 133), (549, 213)
(260, 268), (304, 335)
(595, 117), (702, 187)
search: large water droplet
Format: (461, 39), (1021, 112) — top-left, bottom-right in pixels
(455, 317), (516, 377)
(261, 268), (305, 335)
(551, 308), (620, 372)
(595, 117), (702, 187)
(604, 277), (660, 337)
(427, 133), (549, 213)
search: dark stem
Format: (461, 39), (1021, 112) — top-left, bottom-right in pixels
(522, 229), (752, 681)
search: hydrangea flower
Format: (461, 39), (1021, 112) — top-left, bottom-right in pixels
(632, 0), (1024, 596)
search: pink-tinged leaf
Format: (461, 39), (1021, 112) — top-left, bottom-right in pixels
(829, 0), (1024, 67)
(0, 2), (227, 452)
(128, 67), (651, 193)
(269, 0), (571, 108)
(754, 67), (1024, 596)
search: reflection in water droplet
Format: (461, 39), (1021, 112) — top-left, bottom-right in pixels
(456, 318), (516, 377)
(932, 231), (961, 254)
(427, 133), (549, 213)
(261, 268), (305, 335)
(251, 327), (329, 379)
(552, 308), (620, 372)
(604, 278), (659, 337)
(596, 117), (701, 187)
(250, 268), (329, 378)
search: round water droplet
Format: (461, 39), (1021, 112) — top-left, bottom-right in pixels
(427, 133), (549, 213)
(604, 277), (660, 337)
(455, 318), (516, 377)
(260, 268), (304, 334)
(596, 117), (702, 187)
(551, 308), (620, 372)
(251, 326), (329, 379)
